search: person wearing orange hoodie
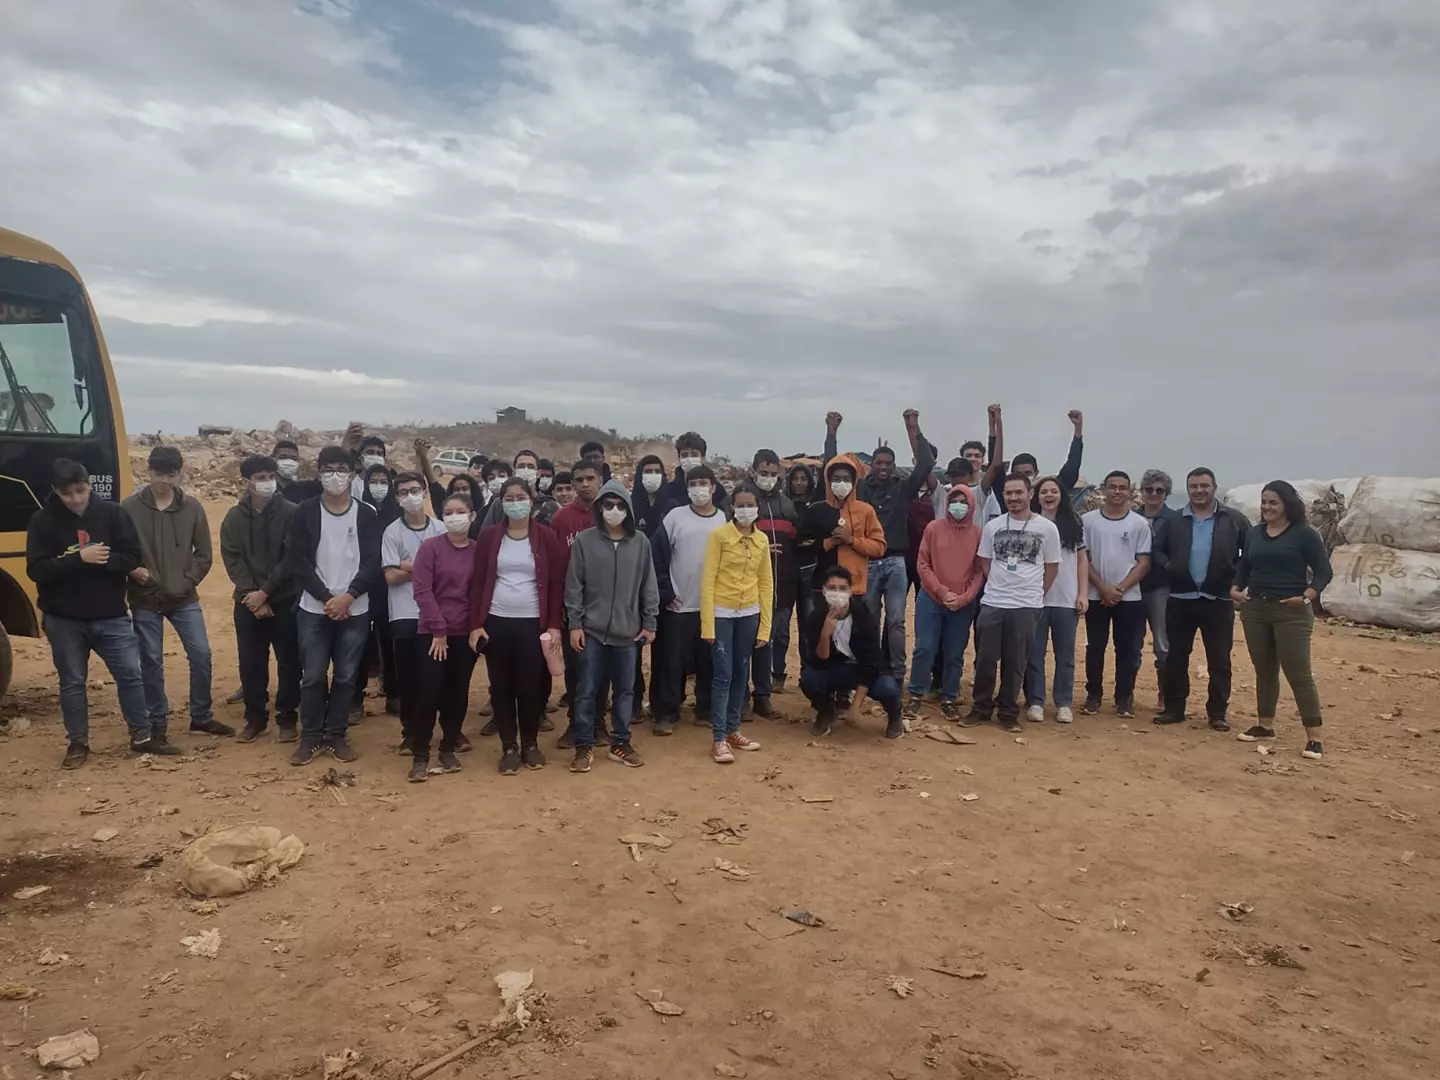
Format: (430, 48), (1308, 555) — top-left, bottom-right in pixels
(796, 453), (887, 604)
(905, 485), (985, 723)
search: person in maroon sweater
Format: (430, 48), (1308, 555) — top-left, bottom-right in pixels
(547, 460), (609, 747)
(467, 478), (566, 774)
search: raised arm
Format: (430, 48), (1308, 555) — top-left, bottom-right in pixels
(1058, 410), (1084, 492)
(902, 410), (935, 497)
(823, 411), (842, 465)
(982, 404), (1005, 494)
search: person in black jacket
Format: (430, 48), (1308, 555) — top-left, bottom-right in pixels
(360, 461), (401, 716)
(652, 431), (731, 521)
(284, 445), (384, 766)
(1151, 467), (1251, 731)
(799, 565), (904, 740)
(220, 455), (301, 744)
(25, 458), (175, 767)
(741, 449), (799, 710)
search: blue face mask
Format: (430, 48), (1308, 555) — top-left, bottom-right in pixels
(503, 499), (531, 520)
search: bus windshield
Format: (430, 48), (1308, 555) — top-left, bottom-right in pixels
(0, 296), (93, 436)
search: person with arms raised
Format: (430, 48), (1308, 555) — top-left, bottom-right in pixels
(1081, 471), (1152, 718)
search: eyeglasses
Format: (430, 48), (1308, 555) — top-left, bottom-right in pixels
(1141, 486), (1167, 495)
(320, 468), (349, 478)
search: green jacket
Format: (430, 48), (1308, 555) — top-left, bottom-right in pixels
(122, 486), (212, 612)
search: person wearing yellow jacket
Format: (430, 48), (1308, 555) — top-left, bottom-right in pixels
(701, 489), (773, 764)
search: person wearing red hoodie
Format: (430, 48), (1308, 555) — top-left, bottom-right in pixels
(905, 485), (985, 722)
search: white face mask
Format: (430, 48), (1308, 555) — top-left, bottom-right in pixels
(503, 499), (531, 520)
(755, 475), (778, 492)
(487, 477), (504, 495)
(641, 472), (664, 493)
(602, 506), (627, 528)
(688, 485), (713, 507)
(537, 476), (553, 492)
(443, 513), (471, 534)
(824, 588), (851, 610)
(679, 455), (703, 473)
(948, 501), (969, 521)
(830, 480), (853, 500)
(398, 492), (425, 514)
(276, 459), (300, 480)
(253, 479), (277, 499)
(515, 467), (537, 485)
(369, 483), (390, 502)
(321, 472), (351, 496)
(733, 506), (759, 525)
(361, 454), (385, 470)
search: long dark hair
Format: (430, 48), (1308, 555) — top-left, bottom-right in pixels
(1032, 475), (1083, 551)
(1263, 480), (1308, 525)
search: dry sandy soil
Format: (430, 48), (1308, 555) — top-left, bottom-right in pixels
(2, 499), (1438, 1080)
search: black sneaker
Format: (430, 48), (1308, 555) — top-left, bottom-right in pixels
(62, 741), (90, 769)
(902, 694), (924, 722)
(385, 696), (401, 717)
(1208, 718), (1231, 733)
(752, 696), (778, 720)
(608, 743), (644, 768)
(652, 716), (677, 736)
(327, 736), (357, 763)
(237, 720), (268, 743)
(556, 727), (575, 751)
(499, 747), (521, 775)
(939, 702), (961, 723)
(1115, 699), (1135, 719)
(454, 732), (472, 753)
(538, 714), (555, 732)
(1082, 697), (1101, 715)
(811, 713), (833, 737)
(408, 757), (429, 783)
(437, 749), (462, 773)
(999, 717), (1023, 733)
(570, 747), (594, 773)
(522, 744), (546, 770)
(1152, 711), (1186, 726)
(133, 734), (184, 757)
(479, 718), (499, 737)
(1236, 726), (1276, 742)
(397, 733), (414, 755)
(1302, 740), (1324, 761)
(289, 737), (322, 766)
(276, 722), (299, 744)
(225, 687), (246, 705)
(190, 718), (236, 737)
(960, 708), (992, 728)
(885, 715), (905, 740)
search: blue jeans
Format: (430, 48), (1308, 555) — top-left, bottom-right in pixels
(751, 603), (793, 697)
(296, 609), (370, 739)
(574, 635), (637, 750)
(710, 614), (759, 740)
(864, 555), (908, 679)
(1026, 606), (1078, 708)
(45, 614), (152, 742)
(800, 665), (902, 719)
(131, 603), (213, 731)
(906, 592), (975, 700)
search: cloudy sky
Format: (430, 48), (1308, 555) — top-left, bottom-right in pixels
(4, 0), (1437, 484)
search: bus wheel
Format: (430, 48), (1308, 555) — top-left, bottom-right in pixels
(0, 622), (11, 700)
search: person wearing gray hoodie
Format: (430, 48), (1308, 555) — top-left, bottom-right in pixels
(564, 479), (659, 772)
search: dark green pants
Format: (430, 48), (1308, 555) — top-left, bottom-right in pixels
(1239, 601), (1323, 727)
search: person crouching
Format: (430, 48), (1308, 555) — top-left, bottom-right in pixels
(799, 566), (903, 739)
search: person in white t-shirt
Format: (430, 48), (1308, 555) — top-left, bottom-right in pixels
(1081, 471), (1153, 718)
(381, 471), (446, 753)
(965, 474), (1062, 732)
(1024, 477), (1089, 724)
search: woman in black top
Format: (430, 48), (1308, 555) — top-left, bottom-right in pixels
(1230, 481), (1333, 760)
(361, 462), (402, 714)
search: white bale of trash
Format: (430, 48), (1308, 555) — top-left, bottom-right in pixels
(1322, 544), (1440, 632)
(1339, 476), (1440, 554)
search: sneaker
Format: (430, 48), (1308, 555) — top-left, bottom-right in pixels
(1302, 740), (1324, 761)
(811, 712), (834, 737)
(538, 714), (555, 732)
(557, 727), (575, 751)
(1236, 726), (1276, 742)
(437, 749), (462, 773)
(712, 740), (735, 764)
(752, 696), (778, 720)
(652, 716), (677, 736)
(726, 731), (762, 752)
(960, 708), (992, 728)
(885, 715), (905, 739)
(1152, 711), (1186, 726)
(61, 741), (90, 769)
(522, 744), (546, 770)
(454, 732), (472, 753)
(327, 736), (357, 763)
(570, 747), (594, 773)
(237, 721), (267, 743)
(1082, 697), (1101, 715)
(408, 758), (429, 783)
(190, 718), (236, 737)
(1055, 706), (1074, 724)
(902, 694), (924, 722)
(608, 743), (644, 768)
(397, 733), (414, 755)
(1209, 718), (1231, 733)
(773, 675), (787, 693)
(133, 735), (184, 757)
(499, 747), (521, 775)
(1026, 705), (1045, 724)
(289, 737), (322, 766)
(939, 701), (961, 723)
(999, 717), (1023, 733)
(385, 696), (401, 717)
(276, 722), (299, 744)
(1115, 699), (1135, 719)
(225, 687), (245, 705)
(480, 718), (499, 737)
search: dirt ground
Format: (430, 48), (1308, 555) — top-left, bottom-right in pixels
(2, 499), (1438, 1080)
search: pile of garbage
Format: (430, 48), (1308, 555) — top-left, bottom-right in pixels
(1224, 477), (1440, 632)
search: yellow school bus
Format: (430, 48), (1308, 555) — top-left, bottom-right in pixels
(0, 227), (131, 696)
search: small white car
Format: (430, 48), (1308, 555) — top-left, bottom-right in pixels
(432, 448), (483, 476)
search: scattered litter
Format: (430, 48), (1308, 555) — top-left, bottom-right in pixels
(489, 905), (503, 914)
(715, 1065), (748, 1078)
(1035, 902), (1081, 924)
(37, 948), (68, 966)
(134, 853), (165, 869)
(495, 968), (537, 1028)
(1256, 744), (1271, 756)
(0, 983), (38, 1001)
(785, 909), (825, 928)
(960, 792), (980, 803)
(1401, 850), (1415, 865)
(188, 900), (221, 915)
(1204, 940), (1304, 969)
(1014, 737), (1029, 746)
(918, 791), (931, 799)
(711, 858), (752, 880)
(800, 795), (834, 804)
(35, 1029), (100, 1070)
(181, 928), (222, 959)
(745, 916), (804, 940)
(955, 765), (975, 775)
(1218, 901), (1255, 922)
(78, 800), (117, 816)
(1046, 787), (1063, 795)
(618, 832), (673, 850)
(322, 1048), (361, 1079)
(1340, 940), (1364, 949)
(155, 804), (180, 816)
(1111, 916), (1130, 932)
(885, 975), (914, 998)
(701, 818), (748, 844)
(3, 716), (30, 733)
(178, 824), (304, 897)
(916, 724), (977, 745)
(90, 827), (118, 843)
(925, 966), (986, 980)
(402, 998), (440, 1016)
(627, 844), (643, 863)
(1194, 968), (1211, 983)
(308, 768), (357, 790)
(1357, 663), (1378, 674)
(12, 885), (50, 900)
(636, 988), (684, 1016)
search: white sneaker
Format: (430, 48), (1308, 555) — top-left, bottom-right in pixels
(1026, 705), (1045, 724)
(1055, 707), (1074, 724)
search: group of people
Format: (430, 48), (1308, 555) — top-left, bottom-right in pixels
(24, 406), (1335, 776)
